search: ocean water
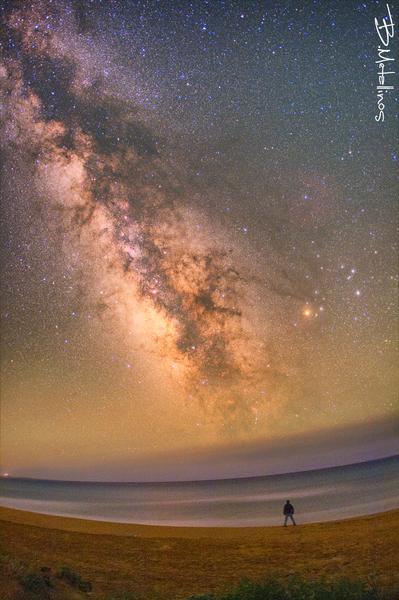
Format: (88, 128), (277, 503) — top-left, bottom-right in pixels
(1, 456), (398, 527)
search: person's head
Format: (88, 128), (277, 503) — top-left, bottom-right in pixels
(286, 500), (290, 503)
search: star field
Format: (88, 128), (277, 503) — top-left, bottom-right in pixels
(1, 0), (397, 481)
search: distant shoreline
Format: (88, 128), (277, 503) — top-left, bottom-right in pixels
(1, 505), (398, 539)
(2, 457), (398, 528)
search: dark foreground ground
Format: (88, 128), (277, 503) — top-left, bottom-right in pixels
(1, 506), (398, 599)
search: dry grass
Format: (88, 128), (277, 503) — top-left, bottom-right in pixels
(1, 506), (398, 599)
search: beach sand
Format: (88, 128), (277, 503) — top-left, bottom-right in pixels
(1, 506), (398, 599)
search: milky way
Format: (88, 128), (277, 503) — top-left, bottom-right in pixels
(1, 0), (397, 480)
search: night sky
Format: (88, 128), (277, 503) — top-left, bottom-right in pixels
(1, 0), (398, 482)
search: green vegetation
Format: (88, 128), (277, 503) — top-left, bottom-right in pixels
(1, 550), (395, 600)
(19, 570), (51, 598)
(178, 575), (383, 600)
(57, 565), (92, 592)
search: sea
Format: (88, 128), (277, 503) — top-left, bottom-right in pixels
(1, 456), (398, 527)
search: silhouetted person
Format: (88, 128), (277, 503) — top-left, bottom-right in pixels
(283, 500), (296, 526)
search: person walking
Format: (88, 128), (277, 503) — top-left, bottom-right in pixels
(283, 500), (296, 526)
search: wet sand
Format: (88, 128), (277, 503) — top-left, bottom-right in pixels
(0, 505), (281, 538)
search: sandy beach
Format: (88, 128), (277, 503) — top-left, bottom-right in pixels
(1, 506), (399, 599)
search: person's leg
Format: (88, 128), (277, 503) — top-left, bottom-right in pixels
(284, 515), (288, 526)
(291, 515), (296, 525)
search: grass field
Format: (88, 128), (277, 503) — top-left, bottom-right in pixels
(1, 506), (398, 599)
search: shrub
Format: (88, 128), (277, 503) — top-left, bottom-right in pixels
(58, 565), (80, 586)
(186, 595), (218, 600)
(57, 565), (92, 592)
(179, 575), (381, 600)
(284, 574), (379, 600)
(221, 577), (286, 600)
(20, 571), (50, 597)
(78, 579), (92, 592)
